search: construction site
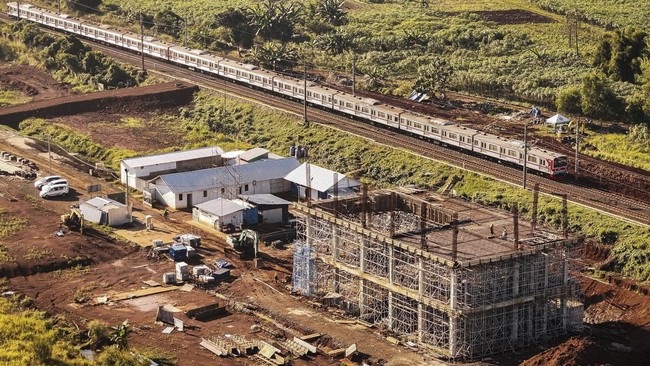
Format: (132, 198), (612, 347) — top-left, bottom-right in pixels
(292, 187), (584, 359)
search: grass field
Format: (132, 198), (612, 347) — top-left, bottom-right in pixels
(0, 89), (30, 106)
(584, 133), (650, 172)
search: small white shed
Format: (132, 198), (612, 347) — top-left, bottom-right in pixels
(79, 197), (131, 226)
(193, 198), (245, 230)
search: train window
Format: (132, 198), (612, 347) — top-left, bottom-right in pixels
(377, 111), (386, 118)
(459, 136), (465, 142)
(449, 133), (457, 139)
(489, 144), (497, 152)
(362, 107), (369, 113)
(507, 150), (518, 157)
(406, 120), (412, 127)
(327, 97), (331, 102)
(273, 81), (278, 86)
(346, 102), (353, 108)
(500, 147), (505, 154)
(388, 115), (393, 121)
(541, 160), (546, 165)
(313, 93), (319, 98)
(442, 131), (447, 136)
(285, 85), (292, 90)
(527, 156), (537, 163)
(431, 128), (439, 134)
(481, 142), (486, 148)
(414, 123), (422, 129)
(424, 126), (430, 131)
(242, 72), (248, 78)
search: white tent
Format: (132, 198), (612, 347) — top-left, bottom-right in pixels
(545, 114), (571, 125)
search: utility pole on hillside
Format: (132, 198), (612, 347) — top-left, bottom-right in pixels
(574, 119), (579, 182)
(303, 54), (308, 127)
(17, 0), (20, 18)
(522, 124), (529, 189)
(352, 52), (356, 97)
(184, 18), (188, 48)
(46, 134), (52, 176)
(58, 0), (61, 14)
(140, 15), (146, 72)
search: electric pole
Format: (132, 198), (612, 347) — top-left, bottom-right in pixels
(184, 18), (188, 48)
(303, 54), (308, 127)
(46, 134), (52, 175)
(574, 118), (579, 182)
(58, 0), (61, 14)
(352, 52), (356, 97)
(522, 124), (528, 189)
(17, 0), (20, 18)
(140, 15), (146, 72)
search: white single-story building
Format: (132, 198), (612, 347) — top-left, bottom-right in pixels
(120, 146), (224, 191)
(193, 198), (245, 230)
(284, 163), (361, 200)
(149, 157), (300, 209)
(79, 197), (131, 226)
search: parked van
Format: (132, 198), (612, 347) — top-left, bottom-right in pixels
(34, 175), (62, 189)
(41, 179), (68, 190)
(40, 183), (69, 198)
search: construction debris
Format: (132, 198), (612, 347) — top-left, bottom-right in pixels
(185, 303), (227, 321)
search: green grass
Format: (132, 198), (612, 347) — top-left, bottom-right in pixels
(23, 247), (52, 261)
(0, 243), (14, 263)
(0, 89), (31, 106)
(0, 208), (27, 239)
(583, 133), (650, 172)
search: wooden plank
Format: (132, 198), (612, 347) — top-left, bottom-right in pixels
(299, 333), (322, 342)
(293, 337), (317, 354)
(200, 338), (226, 357)
(111, 286), (177, 301)
(325, 348), (346, 357)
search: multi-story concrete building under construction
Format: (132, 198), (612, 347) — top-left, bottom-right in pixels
(292, 187), (583, 359)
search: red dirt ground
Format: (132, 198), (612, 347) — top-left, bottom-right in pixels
(0, 62), (71, 101)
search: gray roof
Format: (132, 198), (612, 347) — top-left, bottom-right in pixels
(239, 147), (269, 162)
(195, 198), (245, 216)
(80, 197), (126, 211)
(156, 157), (300, 194)
(239, 194), (291, 206)
(121, 146), (223, 169)
(284, 163), (360, 193)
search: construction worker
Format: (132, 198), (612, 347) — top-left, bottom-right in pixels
(502, 227), (508, 241)
(489, 222), (494, 236)
(163, 208), (169, 221)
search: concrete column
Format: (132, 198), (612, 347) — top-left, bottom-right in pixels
(359, 238), (367, 272)
(449, 269), (459, 357)
(358, 278), (366, 318)
(388, 290), (394, 331)
(332, 224), (339, 261)
(418, 256), (425, 297)
(388, 245), (395, 284)
(333, 268), (340, 293)
(418, 302), (424, 343)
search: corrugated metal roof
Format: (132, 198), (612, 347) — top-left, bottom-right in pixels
(239, 194), (291, 206)
(284, 163), (360, 193)
(195, 198), (245, 216)
(157, 157), (300, 194)
(121, 146), (223, 169)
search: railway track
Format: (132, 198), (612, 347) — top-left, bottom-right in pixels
(16, 22), (650, 227)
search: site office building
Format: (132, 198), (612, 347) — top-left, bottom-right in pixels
(120, 147), (224, 191)
(148, 157), (300, 209)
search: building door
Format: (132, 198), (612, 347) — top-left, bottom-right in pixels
(186, 193), (193, 209)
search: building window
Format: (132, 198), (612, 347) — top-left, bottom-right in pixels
(221, 188), (225, 194)
(203, 190), (207, 197)
(239, 187), (242, 194)
(244, 184), (249, 191)
(179, 194), (183, 201)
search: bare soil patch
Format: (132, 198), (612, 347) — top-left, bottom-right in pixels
(0, 63), (70, 101)
(472, 9), (556, 25)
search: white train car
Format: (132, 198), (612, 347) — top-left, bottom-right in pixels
(6, 2), (569, 178)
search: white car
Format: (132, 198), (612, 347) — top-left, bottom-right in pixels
(34, 175), (62, 189)
(41, 178), (68, 190)
(40, 183), (69, 198)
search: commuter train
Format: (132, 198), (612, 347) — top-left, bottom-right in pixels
(7, 2), (569, 177)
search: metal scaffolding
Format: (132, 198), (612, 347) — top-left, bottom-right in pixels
(291, 189), (584, 360)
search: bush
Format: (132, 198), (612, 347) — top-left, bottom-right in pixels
(599, 229), (619, 244)
(556, 86), (583, 114)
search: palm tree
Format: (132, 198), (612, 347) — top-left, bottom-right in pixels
(252, 41), (298, 71)
(247, 0), (303, 41)
(317, 0), (347, 26)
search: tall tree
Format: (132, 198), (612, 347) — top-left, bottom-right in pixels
(580, 72), (621, 118)
(413, 59), (454, 98)
(215, 8), (256, 51)
(247, 0), (303, 42)
(66, 0), (102, 13)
